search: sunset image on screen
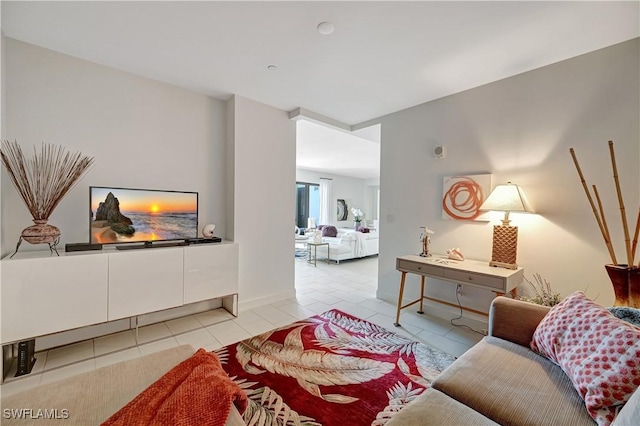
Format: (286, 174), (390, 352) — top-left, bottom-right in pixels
(91, 188), (197, 214)
(90, 187), (198, 244)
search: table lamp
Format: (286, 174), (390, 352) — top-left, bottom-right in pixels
(480, 182), (533, 269)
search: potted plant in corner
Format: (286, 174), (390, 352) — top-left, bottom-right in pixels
(519, 274), (563, 307)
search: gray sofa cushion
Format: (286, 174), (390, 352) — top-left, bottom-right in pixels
(386, 387), (499, 425)
(432, 336), (595, 426)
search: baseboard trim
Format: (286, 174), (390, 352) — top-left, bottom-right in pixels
(238, 290), (297, 312)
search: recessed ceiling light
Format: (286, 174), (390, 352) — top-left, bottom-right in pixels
(317, 21), (335, 36)
(267, 65), (277, 70)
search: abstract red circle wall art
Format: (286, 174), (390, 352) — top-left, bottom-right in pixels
(442, 175), (492, 221)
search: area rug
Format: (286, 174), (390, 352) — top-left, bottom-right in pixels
(214, 309), (456, 425)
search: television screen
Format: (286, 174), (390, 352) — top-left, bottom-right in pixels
(90, 186), (198, 245)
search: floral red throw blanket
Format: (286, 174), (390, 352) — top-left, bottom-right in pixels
(216, 309), (455, 425)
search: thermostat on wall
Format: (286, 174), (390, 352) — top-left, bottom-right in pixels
(433, 145), (446, 158)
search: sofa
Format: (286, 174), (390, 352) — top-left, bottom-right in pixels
(316, 227), (379, 263)
(387, 296), (640, 426)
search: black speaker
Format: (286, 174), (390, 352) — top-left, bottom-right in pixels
(186, 237), (222, 244)
(65, 242), (103, 252)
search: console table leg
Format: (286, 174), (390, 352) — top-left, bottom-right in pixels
(394, 272), (407, 327)
(417, 276), (425, 314)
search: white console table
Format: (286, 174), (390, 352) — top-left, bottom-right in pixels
(1, 242), (239, 346)
(394, 254), (524, 326)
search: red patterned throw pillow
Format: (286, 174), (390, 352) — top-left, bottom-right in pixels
(531, 291), (640, 426)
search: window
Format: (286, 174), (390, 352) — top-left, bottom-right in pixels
(295, 182), (320, 228)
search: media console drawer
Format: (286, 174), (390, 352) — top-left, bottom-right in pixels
(1, 253), (108, 344)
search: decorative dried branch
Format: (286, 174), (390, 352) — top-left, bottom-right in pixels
(1, 140), (94, 220)
(608, 141), (633, 266)
(569, 147), (617, 264)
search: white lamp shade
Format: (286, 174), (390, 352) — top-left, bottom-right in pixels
(480, 182), (533, 213)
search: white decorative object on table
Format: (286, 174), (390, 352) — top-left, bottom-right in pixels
(312, 229), (322, 243)
(202, 223), (216, 238)
(419, 226), (434, 257)
(447, 248), (465, 261)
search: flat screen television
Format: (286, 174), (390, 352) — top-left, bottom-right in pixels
(90, 186), (198, 247)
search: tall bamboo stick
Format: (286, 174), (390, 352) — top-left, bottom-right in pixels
(569, 147), (617, 264)
(631, 207), (640, 267)
(608, 141), (633, 266)
(593, 185), (614, 258)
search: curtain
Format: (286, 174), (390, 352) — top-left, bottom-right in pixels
(319, 178), (333, 226)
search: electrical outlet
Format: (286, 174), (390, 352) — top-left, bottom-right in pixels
(456, 284), (462, 296)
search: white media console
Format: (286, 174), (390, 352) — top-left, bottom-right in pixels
(1, 242), (239, 346)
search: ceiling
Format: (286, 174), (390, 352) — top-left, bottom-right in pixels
(2, 1), (639, 179)
(296, 120), (380, 180)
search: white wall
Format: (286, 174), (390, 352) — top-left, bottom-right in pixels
(225, 96), (236, 242)
(296, 168), (376, 227)
(1, 33), (5, 140)
(1, 38), (231, 348)
(1, 39), (297, 346)
(232, 95), (296, 310)
(1, 32), (7, 371)
(2, 38), (227, 256)
(365, 39), (639, 315)
(1, 34), (6, 240)
(363, 178), (380, 223)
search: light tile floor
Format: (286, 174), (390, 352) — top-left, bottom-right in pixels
(1, 255), (486, 398)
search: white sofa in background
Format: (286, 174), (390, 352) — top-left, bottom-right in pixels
(315, 228), (379, 263)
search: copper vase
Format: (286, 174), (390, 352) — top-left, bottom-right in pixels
(605, 264), (640, 308)
(21, 219), (61, 244)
